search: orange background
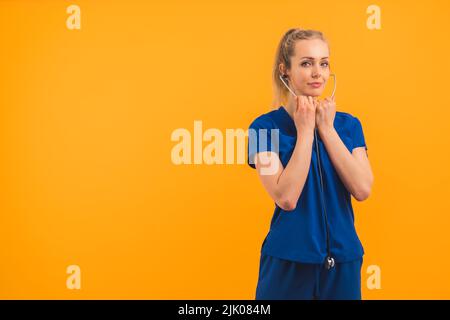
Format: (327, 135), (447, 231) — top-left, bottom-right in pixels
(1, 0), (449, 299)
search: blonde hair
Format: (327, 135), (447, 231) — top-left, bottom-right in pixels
(272, 28), (330, 108)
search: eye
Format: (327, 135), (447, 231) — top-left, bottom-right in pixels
(300, 61), (330, 67)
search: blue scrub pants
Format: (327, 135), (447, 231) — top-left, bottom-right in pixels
(255, 254), (363, 300)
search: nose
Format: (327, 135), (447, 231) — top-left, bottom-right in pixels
(312, 67), (321, 79)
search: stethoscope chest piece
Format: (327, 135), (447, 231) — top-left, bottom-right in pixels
(326, 256), (335, 270)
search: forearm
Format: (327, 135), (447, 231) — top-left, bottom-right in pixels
(275, 132), (314, 208)
(319, 127), (371, 200)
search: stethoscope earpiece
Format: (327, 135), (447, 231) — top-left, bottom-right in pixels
(279, 74), (298, 98)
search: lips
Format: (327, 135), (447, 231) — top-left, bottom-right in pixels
(308, 82), (322, 88)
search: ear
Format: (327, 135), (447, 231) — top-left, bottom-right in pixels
(279, 63), (285, 76)
(280, 63), (292, 79)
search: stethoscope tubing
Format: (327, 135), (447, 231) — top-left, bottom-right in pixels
(279, 73), (336, 269)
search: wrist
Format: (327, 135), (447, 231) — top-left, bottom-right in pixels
(318, 126), (336, 138)
(297, 130), (314, 142)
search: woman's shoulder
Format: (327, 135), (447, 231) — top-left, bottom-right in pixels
(248, 108), (279, 130)
(336, 110), (354, 120)
(335, 110), (361, 128)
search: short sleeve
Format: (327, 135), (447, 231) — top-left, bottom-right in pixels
(247, 116), (279, 169)
(351, 116), (368, 155)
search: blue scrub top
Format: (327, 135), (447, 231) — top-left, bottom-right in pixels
(247, 105), (368, 264)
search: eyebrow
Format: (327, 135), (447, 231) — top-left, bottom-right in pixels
(300, 56), (329, 60)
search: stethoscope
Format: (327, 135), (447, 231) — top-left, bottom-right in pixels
(279, 73), (337, 270)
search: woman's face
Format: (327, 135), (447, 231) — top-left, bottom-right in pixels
(284, 38), (331, 98)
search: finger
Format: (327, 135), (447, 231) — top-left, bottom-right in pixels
(306, 97), (312, 109)
(301, 96), (307, 108)
(297, 96), (303, 112)
(315, 99), (320, 109)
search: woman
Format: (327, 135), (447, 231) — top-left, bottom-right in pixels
(247, 28), (374, 300)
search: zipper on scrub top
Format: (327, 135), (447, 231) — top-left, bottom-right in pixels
(314, 127), (335, 270)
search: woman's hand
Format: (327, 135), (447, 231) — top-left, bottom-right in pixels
(294, 95), (316, 136)
(315, 96), (336, 133)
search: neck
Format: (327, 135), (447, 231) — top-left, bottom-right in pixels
(284, 96), (297, 120)
(283, 95), (319, 129)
